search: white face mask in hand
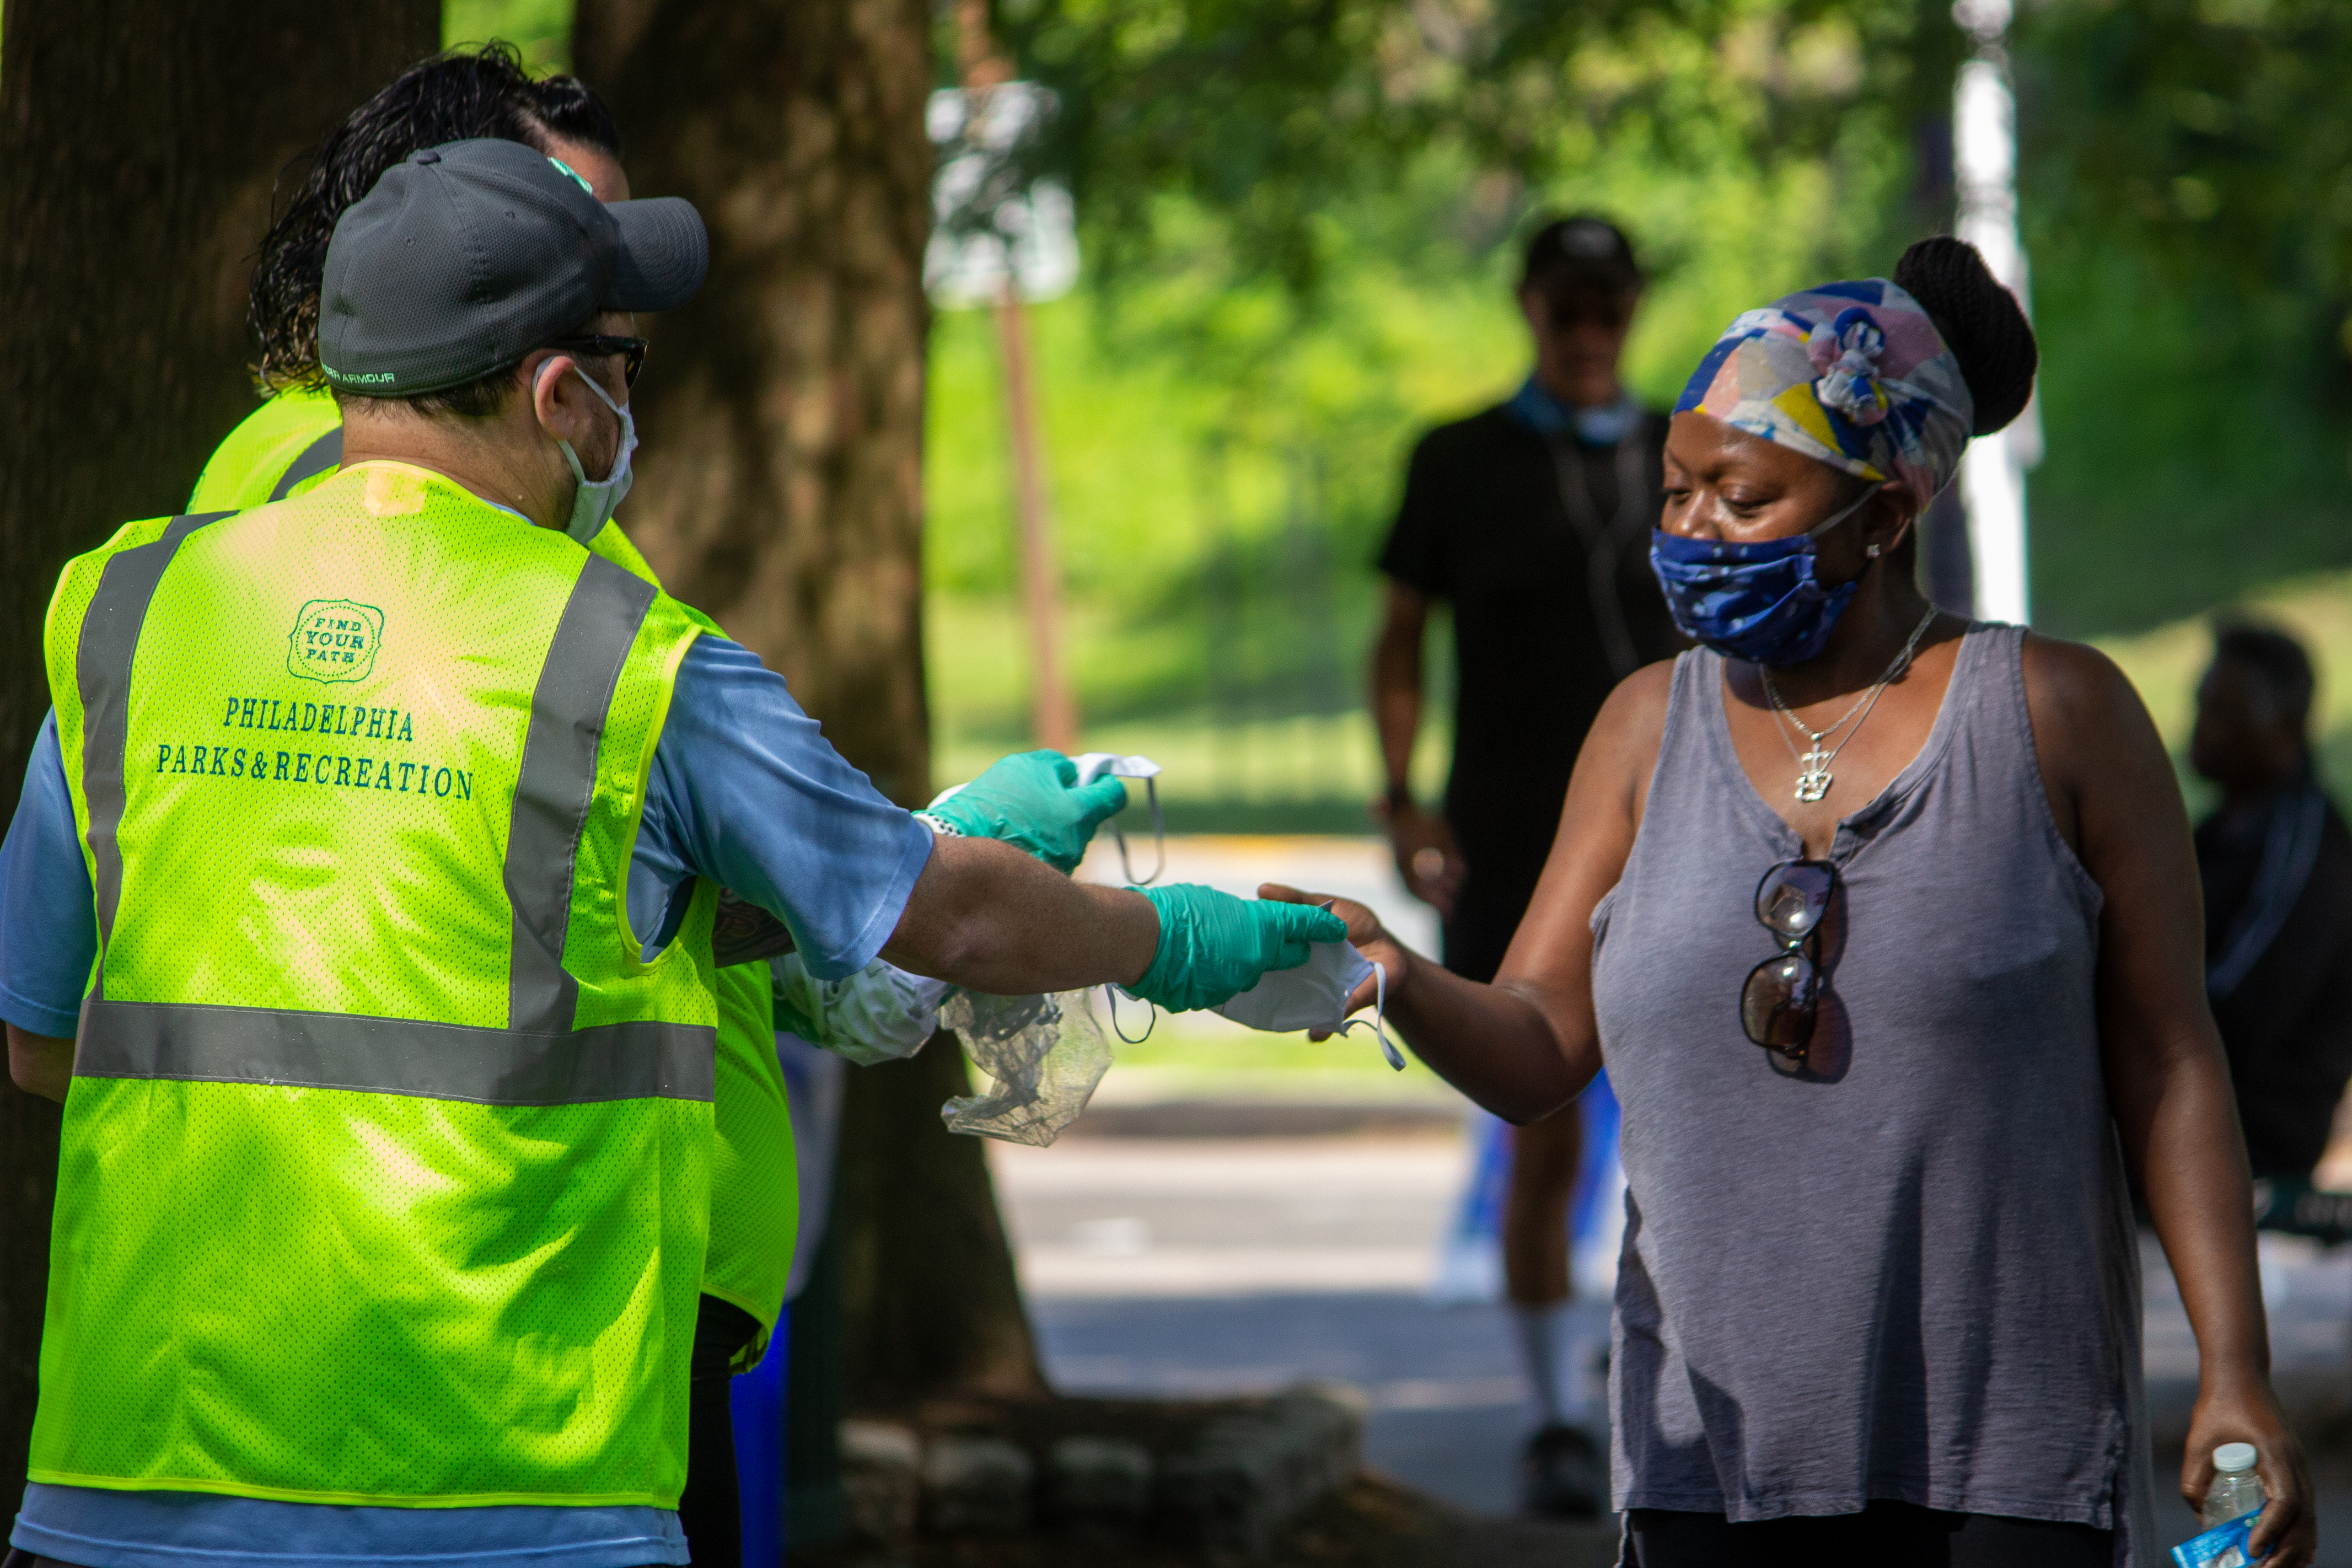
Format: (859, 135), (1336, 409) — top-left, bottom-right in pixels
(539, 361), (637, 542)
(1211, 938), (1403, 1071)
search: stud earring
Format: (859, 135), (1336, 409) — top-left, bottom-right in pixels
(1866, 544), (1883, 558)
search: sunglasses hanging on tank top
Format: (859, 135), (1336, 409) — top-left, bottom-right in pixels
(1742, 857), (1838, 1058)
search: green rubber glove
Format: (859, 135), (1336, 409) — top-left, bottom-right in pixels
(1127, 884), (1349, 1013)
(925, 750), (1130, 874)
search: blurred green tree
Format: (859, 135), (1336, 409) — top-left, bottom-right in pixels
(2017, 0), (2352, 632)
(920, 0), (1954, 778)
(946, 0), (2352, 653)
(995, 0), (1947, 304)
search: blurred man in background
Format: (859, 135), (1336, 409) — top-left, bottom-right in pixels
(2190, 622), (2352, 1207)
(1369, 214), (1680, 1518)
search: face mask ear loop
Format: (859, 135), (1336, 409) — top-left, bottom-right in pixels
(1367, 962), (1401, 1070)
(535, 359), (590, 487)
(1104, 984), (1156, 1045)
(1108, 775), (1168, 886)
(1802, 482), (1880, 541)
(1335, 961), (1404, 1071)
(1139, 777), (1166, 885)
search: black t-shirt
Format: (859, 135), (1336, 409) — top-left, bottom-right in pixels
(2197, 785), (2352, 1179)
(1377, 402), (1680, 943)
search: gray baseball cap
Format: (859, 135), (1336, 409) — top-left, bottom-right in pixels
(319, 138), (707, 396)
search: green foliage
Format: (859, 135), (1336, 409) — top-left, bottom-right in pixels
(2020, 0), (2352, 310)
(2024, 232), (2352, 635)
(432, 0), (2352, 799)
(932, 3), (1926, 802)
(2008, 0), (2352, 634)
(996, 0), (1935, 303)
(443, 0), (571, 69)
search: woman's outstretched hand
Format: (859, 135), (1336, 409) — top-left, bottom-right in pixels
(2183, 1379), (2314, 1566)
(1256, 882), (1410, 1030)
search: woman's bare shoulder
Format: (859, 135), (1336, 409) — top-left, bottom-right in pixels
(1596, 656), (1678, 745)
(1575, 656), (1680, 819)
(2017, 630), (2158, 751)
(2016, 630), (2173, 852)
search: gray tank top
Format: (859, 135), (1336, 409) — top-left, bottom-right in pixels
(1591, 625), (2157, 1564)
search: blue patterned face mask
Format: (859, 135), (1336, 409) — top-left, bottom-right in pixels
(1648, 486), (1874, 667)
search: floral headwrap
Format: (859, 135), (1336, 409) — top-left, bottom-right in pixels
(1673, 278), (1973, 515)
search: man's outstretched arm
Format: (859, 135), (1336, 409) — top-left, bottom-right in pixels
(880, 835), (1345, 1010)
(880, 835), (1159, 994)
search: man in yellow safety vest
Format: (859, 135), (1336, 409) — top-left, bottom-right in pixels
(3, 136), (1340, 1566)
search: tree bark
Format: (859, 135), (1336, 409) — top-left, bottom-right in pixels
(0, 0), (440, 1516)
(574, 0), (1046, 1400)
(833, 1035), (1046, 1400)
(573, 0), (936, 807)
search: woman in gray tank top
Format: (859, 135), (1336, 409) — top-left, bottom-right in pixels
(1290, 240), (2314, 1567)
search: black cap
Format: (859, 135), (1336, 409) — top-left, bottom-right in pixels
(319, 138), (707, 396)
(1521, 214), (1641, 296)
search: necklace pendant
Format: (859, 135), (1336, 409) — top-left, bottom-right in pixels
(1793, 748), (1833, 803)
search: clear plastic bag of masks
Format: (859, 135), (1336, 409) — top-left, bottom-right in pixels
(938, 987), (1114, 1147)
(772, 954), (949, 1068)
(935, 935), (1394, 1148)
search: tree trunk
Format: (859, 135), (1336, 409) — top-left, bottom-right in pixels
(0, 0), (441, 1515)
(831, 1034), (1046, 1400)
(573, 0), (1046, 1400)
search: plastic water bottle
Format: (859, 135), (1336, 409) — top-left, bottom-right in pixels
(2204, 1442), (2265, 1528)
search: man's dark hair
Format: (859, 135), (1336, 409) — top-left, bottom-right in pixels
(2212, 620), (2317, 739)
(1520, 214), (1641, 300)
(250, 41), (622, 400)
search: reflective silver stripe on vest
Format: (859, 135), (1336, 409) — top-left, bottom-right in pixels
(505, 554), (658, 1034)
(77, 1000), (715, 1105)
(74, 519), (696, 1103)
(267, 428), (343, 502)
(78, 513), (235, 957)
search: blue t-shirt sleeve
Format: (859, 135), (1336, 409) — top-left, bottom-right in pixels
(636, 635), (932, 981)
(0, 712), (96, 1037)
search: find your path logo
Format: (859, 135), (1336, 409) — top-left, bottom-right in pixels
(287, 600), (384, 683)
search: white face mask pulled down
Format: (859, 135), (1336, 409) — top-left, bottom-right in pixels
(1210, 932), (1403, 1071)
(538, 360), (637, 542)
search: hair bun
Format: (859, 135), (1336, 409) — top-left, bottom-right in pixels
(1893, 237), (2037, 436)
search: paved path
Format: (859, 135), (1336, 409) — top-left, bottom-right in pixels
(996, 1130), (1585, 1517)
(992, 1128), (2352, 1558)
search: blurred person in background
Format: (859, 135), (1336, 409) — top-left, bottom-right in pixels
(2189, 623), (2352, 1207)
(1370, 213), (1679, 1517)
